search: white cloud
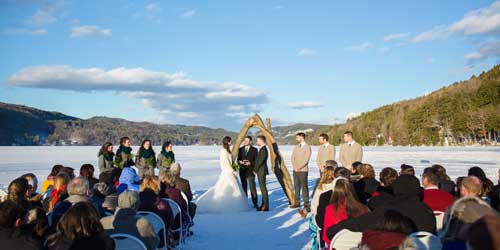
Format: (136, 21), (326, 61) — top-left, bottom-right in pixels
(3, 28), (47, 36)
(288, 101), (324, 110)
(464, 40), (500, 64)
(70, 25), (112, 38)
(383, 32), (410, 41)
(182, 9), (196, 18)
(412, 1), (500, 42)
(345, 42), (374, 52)
(24, 0), (65, 26)
(298, 48), (315, 56)
(7, 65), (268, 128)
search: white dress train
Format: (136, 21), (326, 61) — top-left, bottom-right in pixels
(196, 148), (251, 213)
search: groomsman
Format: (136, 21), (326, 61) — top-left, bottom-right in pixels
(339, 131), (363, 170)
(254, 136), (269, 211)
(237, 136), (258, 207)
(316, 133), (336, 176)
(291, 132), (312, 211)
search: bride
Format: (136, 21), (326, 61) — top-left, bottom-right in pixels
(196, 136), (251, 213)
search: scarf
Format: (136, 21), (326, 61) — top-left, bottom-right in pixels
(161, 150), (175, 161)
(103, 151), (114, 161)
(117, 145), (132, 155)
(51, 185), (66, 207)
(140, 147), (154, 159)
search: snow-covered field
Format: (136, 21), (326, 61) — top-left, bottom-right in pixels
(0, 146), (499, 249)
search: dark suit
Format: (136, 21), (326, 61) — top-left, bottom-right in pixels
(254, 146), (269, 208)
(238, 146), (258, 206)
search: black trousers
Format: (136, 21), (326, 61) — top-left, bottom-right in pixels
(293, 171), (310, 207)
(239, 168), (258, 206)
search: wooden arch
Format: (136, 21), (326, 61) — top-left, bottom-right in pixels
(231, 114), (295, 205)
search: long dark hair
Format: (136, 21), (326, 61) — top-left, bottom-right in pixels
(80, 164), (95, 179)
(49, 164), (64, 178)
(329, 179), (365, 218)
(7, 177), (29, 203)
(47, 202), (103, 247)
(162, 141), (172, 151)
(98, 142), (113, 156)
(468, 166), (494, 195)
(137, 139), (154, 158)
(222, 136), (232, 154)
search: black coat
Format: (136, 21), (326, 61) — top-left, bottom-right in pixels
(48, 232), (115, 250)
(491, 183), (500, 212)
(353, 178), (380, 204)
(367, 186), (394, 210)
(254, 147), (269, 175)
(0, 227), (43, 250)
(326, 175), (436, 240)
(237, 146), (258, 175)
(439, 180), (456, 196)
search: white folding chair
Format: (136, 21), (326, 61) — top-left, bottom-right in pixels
(434, 211), (445, 232)
(180, 192), (194, 235)
(316, 226), (322, 250)
(137, 211), (167, 250)
(329, 229), (362, 250)
(409, 231), (442, 250)
(110, 233), (147, 250)
(162, 198), (183, 250)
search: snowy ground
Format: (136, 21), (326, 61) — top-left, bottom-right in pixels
(0, 146), (499, 249)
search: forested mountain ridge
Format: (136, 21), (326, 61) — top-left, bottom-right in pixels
(308, 65), (500, 146)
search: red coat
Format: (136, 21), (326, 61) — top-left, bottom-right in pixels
(322, 202), (369, 244)
(423, 188), (455, 212)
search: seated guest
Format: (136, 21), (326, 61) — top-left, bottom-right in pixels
(6, 177), (30, 207)
(139, 176), (174, 247)
(360, 210), (413, 250)
(368, 167), (398, 210)
(468, 166), (494, 200)
(400, 164), (415, 176)
(47, 202), (114, 250)
(350, 161), (363, 181)
(116, 166), (140, 193)
(432, 164), (456, 196)
(159, 171), (190, 239)
(171, 162), (197, 219)
(80, 164), (99, 189)
(101, 190), (159, 250)
(61, 167), (76, 179)
(0, 200), (43, 250)
(314, 167), (352, 248)
(20, 173), (43, 208)
(45, 172), (70, 212)
(322, 178), (369, 245)
(93, 169), (120, 213)
(326, 175), (436, 240)
(441, 196), (496, 250)
(422, 167), (455, 212)
(353, 163), (379, 204)
(463, 214), (500, 250)
(22, 207), (49, 244)
(491, 168), (500, 212)
(42, 165), (64, 193)
(459, 176), (482, 198)
(309, 164), (336, 249)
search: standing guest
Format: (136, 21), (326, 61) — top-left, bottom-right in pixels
(93, 169), (120, 212)
(46, 173), (70, 212)
(353, 163), (380, 204)
(80, 164), (99, 188)
(171, 163), (197, 218)
(339, 131), (363, 170)
(115, 137), (134, 168)
(135, 139), (156, 179)
(139, 176), (174, 242)
(468, 166), (494, 199)
(0, 200), (43, 250)
(42, 165), (64, 193)
(101, 190), (159, 250)
(316, 133), (335, 177)
(254, 135), (270, 212)
(47, 202), (114, 250)
(432, 164), (456, 196)
(421, 167), (455, 212)
(291, 132), (312, 211)
(326, 175), (436, 239)
(368, 167), (398, 210)
(237, 136), (258, 208)
(97, 142), (114, 173)
(157, 141), (175, 173)
(322, 178), (369, 245)
(399, 164), (415, 176)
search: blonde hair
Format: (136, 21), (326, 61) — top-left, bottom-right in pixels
(140, 176), (160, 193)
(318, 166), (336, 190)
(461, 176), (482, 196)
(358, 163), (375, 179)
(159, 171), (177, 187)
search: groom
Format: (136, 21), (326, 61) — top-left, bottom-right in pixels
(254, 135), (269, 212)
(237, 136), (258, 207)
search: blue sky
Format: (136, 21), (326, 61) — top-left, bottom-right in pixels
(1, 0), (499, 131)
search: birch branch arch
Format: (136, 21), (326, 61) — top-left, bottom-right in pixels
(231, 114), (295, 205)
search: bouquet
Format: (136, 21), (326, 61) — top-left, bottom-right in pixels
(231, 161), (239, 171)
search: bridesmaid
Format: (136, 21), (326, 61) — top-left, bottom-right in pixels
(115, 137), (134, 169)
(157, 141), (175, 173)
(98, 142), (114, 173)
(135, 139), (156, 179)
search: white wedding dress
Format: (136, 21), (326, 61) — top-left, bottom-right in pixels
(196, 148), (251, 213)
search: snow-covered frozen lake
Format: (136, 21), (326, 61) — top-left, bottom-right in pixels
(0, 146), (499, 249)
